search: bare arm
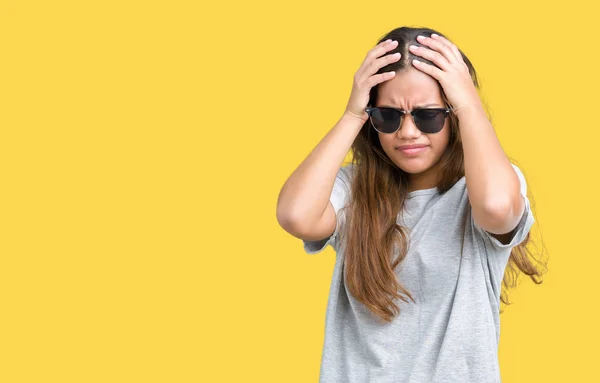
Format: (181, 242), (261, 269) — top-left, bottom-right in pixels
(276, 113), (363, 241)
(276, 38), (402, 242)
(457, 105), (524, 237)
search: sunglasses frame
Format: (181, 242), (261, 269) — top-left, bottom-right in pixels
(365, 106), (454, 134)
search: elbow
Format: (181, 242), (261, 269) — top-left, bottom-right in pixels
(276, 206), (295, 233)
(276, 202), (308, 235)
(478, 195), (523, 235)
(483, 197), (513, 223)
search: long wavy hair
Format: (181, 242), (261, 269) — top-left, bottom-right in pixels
(340, 26), (548, 323)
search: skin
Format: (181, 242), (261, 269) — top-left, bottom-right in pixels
(409, 34), (524, 243)
(376, 68), (450, 193)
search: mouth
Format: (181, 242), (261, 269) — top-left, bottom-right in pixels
(396, 146), (429, 156)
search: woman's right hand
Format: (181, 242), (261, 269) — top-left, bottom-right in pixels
(343, 39), (401, 123)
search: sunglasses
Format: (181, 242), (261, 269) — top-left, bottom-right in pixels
(365, 106), (453, 134)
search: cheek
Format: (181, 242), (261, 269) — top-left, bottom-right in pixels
(431, 129), (451, 152)
(377, 134), (395, 150)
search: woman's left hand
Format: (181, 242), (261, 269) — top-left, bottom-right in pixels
(409, 34), (482, 116)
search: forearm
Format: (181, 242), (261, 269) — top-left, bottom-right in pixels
(276, 113), (363, 226)
(457, 103), (521, 219)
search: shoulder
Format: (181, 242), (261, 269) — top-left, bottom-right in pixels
(335, 163), (355, 189)
(339, 163), (354, 178)
(510, 163), (529, 196)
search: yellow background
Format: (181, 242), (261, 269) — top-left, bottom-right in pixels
(1, 0), (598, 381)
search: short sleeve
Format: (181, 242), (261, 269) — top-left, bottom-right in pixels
(302, 164), (352, 254)
(473, 164), (535, 249)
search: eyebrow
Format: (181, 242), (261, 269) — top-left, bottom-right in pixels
(379, 103), (442, 109)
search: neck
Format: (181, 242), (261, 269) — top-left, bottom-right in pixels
(406, 167), (439, 193)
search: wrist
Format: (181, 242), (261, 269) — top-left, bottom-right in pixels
(453, 102), (487, 122)
(342, 110), (368, 126)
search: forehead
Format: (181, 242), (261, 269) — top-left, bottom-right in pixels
(376, 68), (443, 107)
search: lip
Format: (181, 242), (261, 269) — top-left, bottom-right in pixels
(396, 145), (429, 156)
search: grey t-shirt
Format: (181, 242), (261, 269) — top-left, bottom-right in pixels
(302, 163), (535, 383)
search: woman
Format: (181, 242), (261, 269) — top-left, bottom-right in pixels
(276, 26), (547, 382)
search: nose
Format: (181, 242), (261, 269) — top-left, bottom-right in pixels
(396, 114), (422, 139)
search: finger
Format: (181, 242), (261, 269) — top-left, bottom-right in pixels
(408, 45), (451, 71)
(369, 39), (398, 60)
(366, 71), (397, 88)
(357, 40), (398, 78)
(366, 51), (401, 77)
(360, 39), (397, 75)
(431, 33), (463, 63)
(411, 59), (443, 80)
(416, 35), (456, 65)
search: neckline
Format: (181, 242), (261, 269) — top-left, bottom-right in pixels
(406, 187), (439, 199)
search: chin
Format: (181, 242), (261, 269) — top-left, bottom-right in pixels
(390, 155), (432, 170)
(401, 165), (431, 174)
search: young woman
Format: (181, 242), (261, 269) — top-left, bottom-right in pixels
(276, 26), (547, 382)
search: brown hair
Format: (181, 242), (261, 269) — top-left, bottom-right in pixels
(340, 26), (548, 323)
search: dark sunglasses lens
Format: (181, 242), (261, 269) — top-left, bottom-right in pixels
(370, 108), (401, 133)
(414, 109), (446, 133)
